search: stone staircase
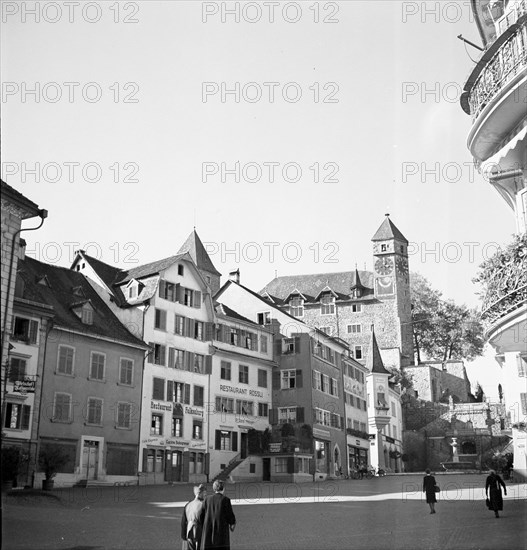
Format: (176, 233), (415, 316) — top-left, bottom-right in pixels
(212, 455), (244, 483)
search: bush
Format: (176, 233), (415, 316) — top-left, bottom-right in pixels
(38, 445), (70, 480)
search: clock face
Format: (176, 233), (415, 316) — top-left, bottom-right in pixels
(375, 257), (393, 276)
(396, 256), (408, 276)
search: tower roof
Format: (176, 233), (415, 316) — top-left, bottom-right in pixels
(350, 267), (365, 290)
(365, 326), (392, 375)
(177, 230), (221, 276)
(371, 215), (408, 244)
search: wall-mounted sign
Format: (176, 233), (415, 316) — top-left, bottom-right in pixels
(13, 378), (35, 393)
(151, 401), (172, 412)
(269, 443), (281, 453)
(185, 406), (203, 417)
(313, 428), (330, 438)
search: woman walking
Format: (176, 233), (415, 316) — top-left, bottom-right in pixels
(423, 468), (437, 514)
(486, 470), (507, 518)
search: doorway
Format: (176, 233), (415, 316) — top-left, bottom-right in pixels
(83, 440), (99, 480)
(263, 458), (271, 481)
(241, 433), (248, 459)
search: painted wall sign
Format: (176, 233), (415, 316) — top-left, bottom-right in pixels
(13, 378), (36, 393)
(220, 384), (248, 395)
(151, 401), (172, 412)
(185, 406), (203, 417)
(269, 443), (282, 453)
(313, 428), (331, 438)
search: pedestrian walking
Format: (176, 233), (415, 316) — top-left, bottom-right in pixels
(486, 470), (507, 518)
(181, 484), (207, 550)
(423, 468), (437, 514)
(201, 480), (236, 550)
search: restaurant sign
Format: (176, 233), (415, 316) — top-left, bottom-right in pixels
(13, 378), (36, 393)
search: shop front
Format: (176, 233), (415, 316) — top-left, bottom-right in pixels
(347, 438), (369, 474)
(141, 438), (208, 484)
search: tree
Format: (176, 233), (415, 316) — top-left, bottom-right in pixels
(410, 272), (485, 363)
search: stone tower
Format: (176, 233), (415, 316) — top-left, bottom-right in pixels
(371, 214), (413, 367)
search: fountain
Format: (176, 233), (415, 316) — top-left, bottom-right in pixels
(440, 436), (475, 471)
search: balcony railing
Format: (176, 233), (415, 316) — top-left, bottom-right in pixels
(476, 235), (527, 328)
(467, 22), (527, 121)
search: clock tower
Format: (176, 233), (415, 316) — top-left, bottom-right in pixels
(371, 214), (413, 367)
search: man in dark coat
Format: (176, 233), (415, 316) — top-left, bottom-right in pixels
(201, 480), (236, 550)
(486, 470), (507, 518)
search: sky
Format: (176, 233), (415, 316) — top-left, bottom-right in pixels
(1, 0), (517, 398)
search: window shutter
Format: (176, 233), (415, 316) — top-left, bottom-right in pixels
(158, 279), (165, 298)
(272, 370), (281, 390)
(147, 343), (154, 364)
(168, 348), (175, 368)
(194, 291), (201, 308)
(215, 430), (221, 450)
(269, 408), (277, 425)
(21, 405), (31, 430)
(187, 318), (194, 338)
(175, 283), (181, 303)
(182, 452), (190, 480)
(29, 320), (39, 344)
(184, 384), (191, 405)
(273, 337), (282, 358)
(232, 431), (238, 452)
(297, 407), (304, 423)
(220, 325), (228, 342)
(167, 380), (174, 401)
(251, 335), (258, 351)
(186, 352), (194, 372)
(159, 346), (166, 366)
(205, 355), (212, 375)
(205, 322), (214, 341)
(296, 369), (303, 388)
(294, 336), (301, 353)
(287, 457), (295, 474)
(142, 448), (148, 472)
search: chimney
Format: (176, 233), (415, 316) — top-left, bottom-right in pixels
(18, 238), (26, 260)
(229, 268), (240, 284)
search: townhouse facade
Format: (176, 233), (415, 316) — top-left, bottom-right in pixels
(72, 244), (217, 484)
(15, 255), (147, 487)
(209, 303), (274, 481)
(215, 277), (371, 481)
(460, 0), (527, 480)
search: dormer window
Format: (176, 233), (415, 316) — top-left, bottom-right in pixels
(320, 294), (335, 315)
(82, 308), (93, 325)
(72, 286), (85, 298)
(290, 296), (304, 318)
(351, 288), (361, 299)
(129, 285), (137, 299)
(72, 302), (94, 325)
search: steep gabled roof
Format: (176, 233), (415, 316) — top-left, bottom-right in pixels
(260, 270), (374, 301)
(350, 268), (366, 290)
(17, 257), (146, 348)
(177, 230), (221, 276)
(118, 254), (187, 284)
(371, 215), (408, 243)
(215, 302), (258, 326)
(365, 327), (392, 375)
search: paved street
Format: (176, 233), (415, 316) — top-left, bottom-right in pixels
(2, 474), (526, 550)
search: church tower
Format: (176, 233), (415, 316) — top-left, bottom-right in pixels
(371, 214), (413, 367)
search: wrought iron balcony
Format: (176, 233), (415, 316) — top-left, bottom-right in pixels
(462, 20), (527, 121)
(475, 234), (527, 329)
